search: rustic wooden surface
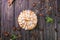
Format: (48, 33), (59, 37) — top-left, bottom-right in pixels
(0, 0), (1, 38)
(0, 0), (60, 40)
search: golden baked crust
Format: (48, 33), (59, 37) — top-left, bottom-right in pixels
(18, 10), (37, 30)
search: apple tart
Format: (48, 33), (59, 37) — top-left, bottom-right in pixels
(18, 10), (37, 30)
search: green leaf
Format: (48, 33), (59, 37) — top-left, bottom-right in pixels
(46, 16), (53, 23)
(11, 34), (16, 40)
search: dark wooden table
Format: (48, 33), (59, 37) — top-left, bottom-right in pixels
(0, 0), (60, 40)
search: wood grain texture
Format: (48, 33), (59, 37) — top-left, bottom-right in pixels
(0, 0), (2, 38)
(1, 0), (60, 40)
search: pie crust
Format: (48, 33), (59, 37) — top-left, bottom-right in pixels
(18, 10), (37, 30)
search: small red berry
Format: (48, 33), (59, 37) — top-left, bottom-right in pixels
(39, 14), (44, 16)
(32, 3), (36, 7)
(4, 32), (9, 37)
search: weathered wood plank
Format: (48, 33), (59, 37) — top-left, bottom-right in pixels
(0, 0), (2, 38)
(1, 0), (59, 40)
(1, 0), (14, 40)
